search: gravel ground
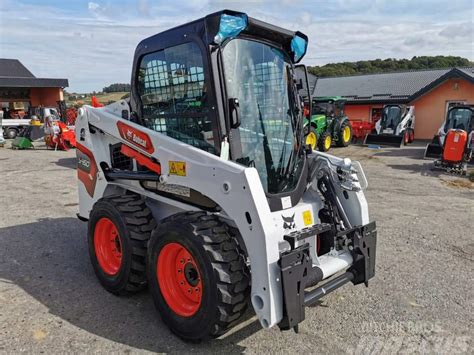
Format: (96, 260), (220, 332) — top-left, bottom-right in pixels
(0, 141), (472, 353)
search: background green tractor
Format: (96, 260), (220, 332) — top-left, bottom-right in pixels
(304, 96), (352, 152)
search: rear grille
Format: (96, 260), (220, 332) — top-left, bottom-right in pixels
(110, 143), (132, 170)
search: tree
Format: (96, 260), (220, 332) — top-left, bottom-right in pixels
(102, 83), (131, 93)
(308, 56), (472, 78)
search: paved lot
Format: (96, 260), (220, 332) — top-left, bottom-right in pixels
(0, 141), (473, 353)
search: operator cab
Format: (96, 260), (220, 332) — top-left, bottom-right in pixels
(444, 106), (473, 132)
(380, 104), (406, 130)
(312, 97), (345, 118)
(130, 10), (312, 210)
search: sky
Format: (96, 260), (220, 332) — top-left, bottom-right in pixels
(0, 0), (472, 92)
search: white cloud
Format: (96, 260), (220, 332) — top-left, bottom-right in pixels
(88, 2), (99, 11)
(0, 0), (472, 92)
(439, 22), (473, 39)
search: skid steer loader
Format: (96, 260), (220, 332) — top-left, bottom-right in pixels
(364, 104), (415, 147)
(425, 105), (473, 174)
(424, 104), (474, 159)
(75, 10), (377, 341)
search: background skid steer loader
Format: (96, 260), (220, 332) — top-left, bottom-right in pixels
(75, 10), (377, 341)
(425, 105), (473, 174)
(424, 105), (474, 159)
(365, 104), (415, 147)
(433, 129), (473, 175)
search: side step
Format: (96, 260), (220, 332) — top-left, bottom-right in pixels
(364, 134), (403, 148)
(104, 169), (161, 181)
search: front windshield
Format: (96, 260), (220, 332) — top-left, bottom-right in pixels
(445, 108), (472, 131)
(313, 102), (334, 116)
(381, 106), (402, 129)
(222, 39), (303, 194)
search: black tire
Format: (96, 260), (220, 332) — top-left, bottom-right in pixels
(147, 211), (250, 341)
(6, 128), (18, 139)
(318, 130), (332, 152)
(336, 120), (352, 147)
(88, 193), (155, 295)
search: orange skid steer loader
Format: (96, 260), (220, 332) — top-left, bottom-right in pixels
(425, 105), (473, 174)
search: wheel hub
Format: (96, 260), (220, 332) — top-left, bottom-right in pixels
(93, 217), (123, 276)
(325, 136), (331, 150)
(343, 126), (351, 142)
(184, 262), (199, 287)
(306, 131), (317, 149)
(157, 242), (202, 317)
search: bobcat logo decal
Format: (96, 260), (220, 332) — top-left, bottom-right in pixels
(282, 214), (296, 230)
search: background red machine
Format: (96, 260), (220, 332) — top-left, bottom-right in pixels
(44, 116), (76, 150)
(434, 129), (473, 175)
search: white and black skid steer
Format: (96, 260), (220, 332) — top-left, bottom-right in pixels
(365, 104), (415, 147)
(75, 10), (377, 341)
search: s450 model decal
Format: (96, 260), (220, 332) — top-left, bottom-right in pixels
(117, 121), (154, 154)
(76, 143), (98, 197)
(77, 150), (91, 173)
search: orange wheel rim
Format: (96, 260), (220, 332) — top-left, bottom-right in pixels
(94, 217), (122, 275)
(157, 242), (202, 317)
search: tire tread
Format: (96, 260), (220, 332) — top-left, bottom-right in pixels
(95, 193), (155, 294)
(159, 211), (250, 338)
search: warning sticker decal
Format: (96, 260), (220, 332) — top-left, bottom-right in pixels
(302, 210), (313, 226)
(169, 161), (186, 176)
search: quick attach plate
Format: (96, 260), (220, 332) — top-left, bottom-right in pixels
(278, 243), (311, 332)
(349, 221), (377, 286)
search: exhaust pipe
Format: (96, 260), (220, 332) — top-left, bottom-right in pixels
(364, 134), (403, 148)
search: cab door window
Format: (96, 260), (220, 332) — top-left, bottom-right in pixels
(137, 42), (215, 153)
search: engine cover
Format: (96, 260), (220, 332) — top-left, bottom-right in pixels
(443, 129), (467, 163)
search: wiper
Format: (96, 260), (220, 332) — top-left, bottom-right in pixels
(277, 111), (291, 175)
(283, 67), (302, 176)
(286, 67), (300, 132)
(257, 103), (275, 179)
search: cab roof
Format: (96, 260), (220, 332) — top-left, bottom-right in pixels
(134, 10), (308, 63)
